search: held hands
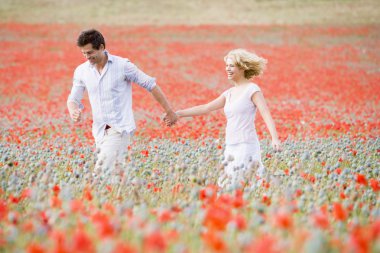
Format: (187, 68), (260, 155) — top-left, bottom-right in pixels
(163, 110), (178, 127)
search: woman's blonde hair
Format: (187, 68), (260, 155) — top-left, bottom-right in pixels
(224, 49), (267, 79)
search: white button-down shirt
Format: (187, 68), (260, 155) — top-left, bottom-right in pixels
(67, 51), (156, 143)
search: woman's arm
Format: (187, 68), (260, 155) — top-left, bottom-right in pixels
(176, 95), (226, 117)
(252, 92), (281, 151)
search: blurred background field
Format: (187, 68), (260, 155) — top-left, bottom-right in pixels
(0, 0), (379, 140)
(1, 0), (380, 25)
(0, 1), (379, 253)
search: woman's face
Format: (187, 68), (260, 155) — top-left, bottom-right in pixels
(225, 57), (244, 81)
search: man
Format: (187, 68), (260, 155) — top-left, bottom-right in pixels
(67, 29), (177, 173)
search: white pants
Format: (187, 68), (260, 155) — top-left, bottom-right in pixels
(94, 127), (131, 173)
(218, 142), (265, 188)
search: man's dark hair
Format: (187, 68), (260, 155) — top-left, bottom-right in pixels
(77, 29), (106, 50)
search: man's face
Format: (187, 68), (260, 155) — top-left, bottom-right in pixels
(80, 43), (104, 65)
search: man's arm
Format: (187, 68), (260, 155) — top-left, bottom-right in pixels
(67, 68), (85, 123)
(124, 60), (177, 125)
(150, 85), (178, 126)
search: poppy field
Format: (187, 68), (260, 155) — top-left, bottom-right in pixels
(0, 22), (379, 252)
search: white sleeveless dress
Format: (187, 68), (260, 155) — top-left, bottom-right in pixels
(218, 84), (265, 187)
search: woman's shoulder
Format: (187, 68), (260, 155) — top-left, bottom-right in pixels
(221, 87), (233, 97)
(247, 82), (261, 93)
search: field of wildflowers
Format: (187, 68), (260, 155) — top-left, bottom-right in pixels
(0, 23), (379, 252)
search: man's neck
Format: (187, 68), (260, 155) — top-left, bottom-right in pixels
(95, 52), (108, 73)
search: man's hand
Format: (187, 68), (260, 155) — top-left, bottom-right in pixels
(150, 85), (178, 127)
(163, 111), (178, 127)
(70, 108), (82, 123)
(67, 101), (82, 123)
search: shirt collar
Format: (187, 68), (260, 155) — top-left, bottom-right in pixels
(104, 50), (114, 63)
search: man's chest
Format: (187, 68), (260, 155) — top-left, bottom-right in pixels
(83, 70), (128, 93)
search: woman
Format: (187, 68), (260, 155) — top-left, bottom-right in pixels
(168, 49), (281, 188)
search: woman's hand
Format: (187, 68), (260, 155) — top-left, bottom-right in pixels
(272, 138), (282, 152)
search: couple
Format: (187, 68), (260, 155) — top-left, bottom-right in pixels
(67, 29), (281, 188)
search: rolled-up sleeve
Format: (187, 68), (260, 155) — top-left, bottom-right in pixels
(124, 59), (156, 91)
(67, 67), (85, 109)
